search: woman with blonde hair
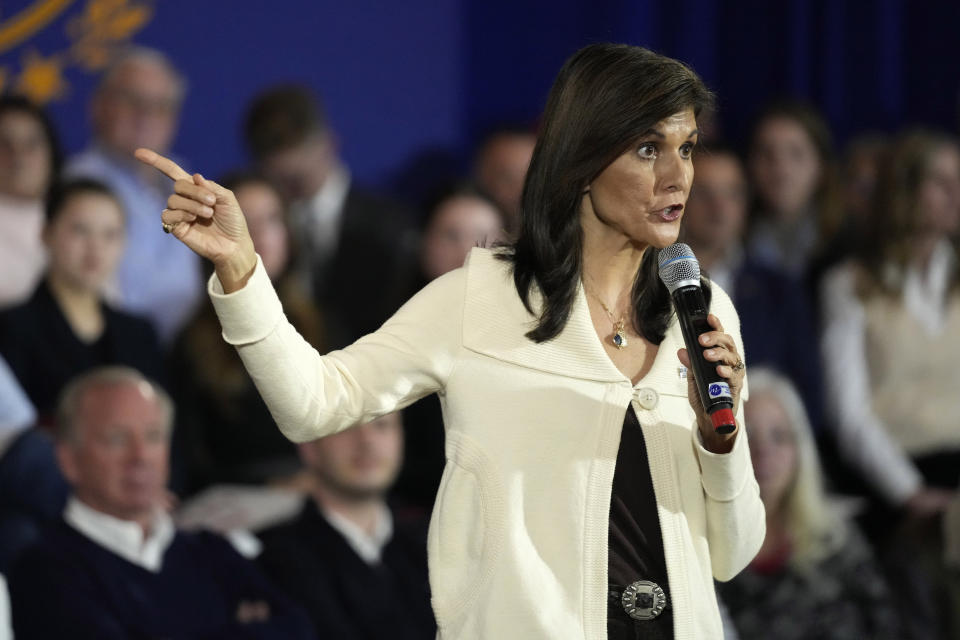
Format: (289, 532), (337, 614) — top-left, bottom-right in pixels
(718, 367), (899, 640)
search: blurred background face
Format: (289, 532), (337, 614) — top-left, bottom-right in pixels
(44, 192), (125, 293)
(58, 381), (170, 519)
(236, 182), (290, 280)
(299, 412), (403, 501)
(684, 153), (748, 252)
(749, 116), (822, 220)
(746, 391), (798, 513)
(843, 139), (886, 222)
(93, 59), (182, 156)
(421, 194), (504, 280)
(915, 144), (960, 237)
(260, 133), (334, 202)
(0, 110), (52, 200)
(475, 133), (536, 225)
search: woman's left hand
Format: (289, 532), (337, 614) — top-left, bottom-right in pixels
(677, 313), (745, 453)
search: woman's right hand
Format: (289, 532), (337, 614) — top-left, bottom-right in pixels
(134, 148), (257, 292)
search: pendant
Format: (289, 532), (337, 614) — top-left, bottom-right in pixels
(612, 320), (628, 350)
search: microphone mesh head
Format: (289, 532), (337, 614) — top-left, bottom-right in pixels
(657, 243), (701, 293)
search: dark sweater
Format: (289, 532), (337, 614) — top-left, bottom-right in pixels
(8, 520), (315, 639)
(257, 500), (435, 639)
(0, 279), (164, 421)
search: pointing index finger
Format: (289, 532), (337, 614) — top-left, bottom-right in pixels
(134, 148), (191, 181)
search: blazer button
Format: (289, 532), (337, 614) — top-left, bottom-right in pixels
(637, 388), (659, 410)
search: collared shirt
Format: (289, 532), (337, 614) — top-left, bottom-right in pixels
(702, 244), (745, 294)
(747, 214), (818, 278)
(903, 238), (957, 335)
(0, 354), (35, 457)
(65, 146), (203, 343)
(64, 496), (176, 573)
(820, 240), (959, 504)
(320, 502), (393, 565)
(292, 163), (351, 270)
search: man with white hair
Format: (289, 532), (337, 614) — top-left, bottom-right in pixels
(6, 367), (314, 639)
(66, 48), (201, 342)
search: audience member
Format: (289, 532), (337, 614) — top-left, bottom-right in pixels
(718, 368), (900, 640)
(169, 172), (324, 492)
(841, 133), (888, 227)
(683, 146), (823, 432)
(820, 130), (960, 512)
(0, 96), (62, 308)
(745, 100), (843, 285)
(0, 179), (162, 421)
(821, 131), (960, 637)
(395, 184), (505, 511)
(244, 85), (416, 347)
(472, 126), (537, 233)
(0, 354), (68, 574)
(418, 183), (506, 283)
(258, 412), (434, 639)
(6, 366), (315, 639)
(66, 47), (201, 343)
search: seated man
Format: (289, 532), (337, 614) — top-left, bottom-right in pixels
(258, 412), (435, 639)
(6, 367), (314, 639)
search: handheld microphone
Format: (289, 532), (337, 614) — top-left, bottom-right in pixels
(657, 243), (736, 434)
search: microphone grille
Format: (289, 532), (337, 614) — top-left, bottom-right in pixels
(657, 243), (701, 293)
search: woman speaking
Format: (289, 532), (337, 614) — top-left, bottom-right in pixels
(138, 43), (764, 639)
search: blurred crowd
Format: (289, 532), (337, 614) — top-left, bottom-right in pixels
(0, 45), (958, 639)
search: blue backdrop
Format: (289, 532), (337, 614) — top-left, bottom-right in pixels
(1, 0), (957, 193)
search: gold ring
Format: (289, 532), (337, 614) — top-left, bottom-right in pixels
(161, 222), (174, 234)
(732, 359), (745, 373)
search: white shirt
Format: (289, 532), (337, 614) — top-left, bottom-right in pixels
(321, 502), (393, 565)
(293, 163), (351, 268)
(702, 244), (745, 294)
(0, 354), (36, 457)
(820, 241), (957, 504)
(64, 497), (175, 572)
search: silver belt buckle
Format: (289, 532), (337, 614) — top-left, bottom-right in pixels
(621, 579), (667, 621)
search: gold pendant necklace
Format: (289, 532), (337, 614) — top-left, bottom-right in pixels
(611, 318), (628, 350)
(584, 281), (629, 350)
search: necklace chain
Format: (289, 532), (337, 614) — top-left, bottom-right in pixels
(583, 276), (630, 350)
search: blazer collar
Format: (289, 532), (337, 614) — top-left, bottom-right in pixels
(461, 248), (689, 394)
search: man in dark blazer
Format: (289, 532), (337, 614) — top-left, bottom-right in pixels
(244, 87), (417, 348)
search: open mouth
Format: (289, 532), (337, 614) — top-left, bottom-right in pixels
(656, 204), (684, 221)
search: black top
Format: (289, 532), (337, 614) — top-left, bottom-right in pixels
(7, 520), (315, 639)
(257, 499), (436, 639)
(607, 405), (674, 640)
(0, 280), (164, 421)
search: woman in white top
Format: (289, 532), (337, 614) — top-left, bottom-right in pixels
(137, 44), (764, 639)
(820, 129), (960, 515)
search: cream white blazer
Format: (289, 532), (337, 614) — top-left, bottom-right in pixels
(209, 248), (764, 639)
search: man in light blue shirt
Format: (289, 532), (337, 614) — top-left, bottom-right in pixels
(66, 47), (201, 343)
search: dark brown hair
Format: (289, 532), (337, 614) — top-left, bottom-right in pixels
(502, 43), (714, 343)
(857, 129), (960, 297)
(45, 178), (124, 225)
(244, 85), (327, 159)
(747, 100), (844, 244)
(0, 94), (64, 186)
